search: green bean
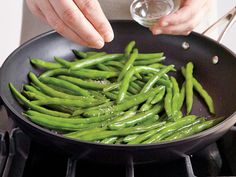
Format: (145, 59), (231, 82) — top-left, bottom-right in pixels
(77, 102), (116, 117)
(58, 75), (110, 90)
(101, 137), (118, 144)
(141, 115), (198, 144)
(39, 69), (69, 78)
(72, 50), (87, 58)
(48, 105), (75, 114)
(118, 48), (138, 81)
(109, 110), (136, 124)
(107, 66), (119, 72)
(103, 91), (118, 100)
(124, 41), (135, 56)
(128, 84), (139, 94)
(113, 91), (132, 97)
(89, 91), (107, 100)
(39, 77), (90, 96)
(155, 79), (172, 88)
(29, 72), (91, 100)
(30, 96), (105, 107)
(83, 88), (160, 117)
(151, 87), (166, 104)
(136, 52), (164, 59)
(185, 62), (194, 114)
(181, 68), (215, 114)
(115, 137), (124, 144)
(178, 82), (186, 110)
(9, 83), (71, 118)
(56, 53), (108, 67)
(108, 104), (163, 130)
(24, 85), (48, 97)
(47, 84), (77, 95)
(82, 101), (115, 112)
(170, 76), (180, 117)
(141, 115), (159, 125)
(141, 65), (174, 93)
(25, 113), (104, 131)
(54, 57), (75, 67)
(40, 68), (118, 79)
(79, 121), (166, 141)
(163, 117), (205, 141)
(149, 63), (176, 71)
(123, 134), (139, 143)
(29, 72), (93, 100)
(96, 63), (113, 71)
(140, 86), (165, 112)
(130, 81), (142, 91)
(134, 57), (166, 65)
(160, 118), (205, 140)
(134, 80), (145, 87)
(164, 87), (173, 117)
(103, 77), (137, 93)
(65, 69), (119, 79)
(85, 52), (107, 58)
(86, 51), (99, 56)
(164, 117), (223, 141)
(23, 90), (77, 114)
(70, 54), (123, 70)
(169, 111), (183, 121)
(26, 110), (118, 124)
(193, 78), (215, 114)
(23, 91), (48, 100)
(103, 82), (120, 92)
(71, 108), (84, 116)
(104, 61), (124, 69)
(117, 66), (161, 103)
(31, 58), (62, 69)
(64, 127), (106, 138)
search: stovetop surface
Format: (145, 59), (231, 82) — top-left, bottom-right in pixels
(1, 105), (236, 177)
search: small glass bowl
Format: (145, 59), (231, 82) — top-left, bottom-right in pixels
(130, 0), (180, 28)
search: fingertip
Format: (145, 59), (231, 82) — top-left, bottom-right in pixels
(94, 39), (105, 49)
(103, 31), (114, 43)
(158, 15), (170, 26)
(160, 21), (169, 27)
(151, 29), (162, 35)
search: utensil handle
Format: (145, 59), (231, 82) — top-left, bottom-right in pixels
(202, 6), (236, 43)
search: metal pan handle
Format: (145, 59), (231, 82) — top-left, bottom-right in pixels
(202, 6), (236, 43)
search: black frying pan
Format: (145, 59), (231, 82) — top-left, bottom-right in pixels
(1, 21), (236, 164)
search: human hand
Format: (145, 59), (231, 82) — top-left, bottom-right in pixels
(150, 0), (213, 35)
(26, 0), (114, 49)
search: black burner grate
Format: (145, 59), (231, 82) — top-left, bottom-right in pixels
(0, 131), (8, 177)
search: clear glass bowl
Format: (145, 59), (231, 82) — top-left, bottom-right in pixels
(130, 0), (180, 28)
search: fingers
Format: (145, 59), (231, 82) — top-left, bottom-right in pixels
(151, 0), (210, 36)
(26, 0), (114, 49)
(49, 0), (105, 49)
(159, 0), (206, 26)
(26, 0), (47, 23)
(35, 0), (87, 46)
(74, 0), (114, 42)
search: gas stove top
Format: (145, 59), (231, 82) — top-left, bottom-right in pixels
(1, 104), (236, 177)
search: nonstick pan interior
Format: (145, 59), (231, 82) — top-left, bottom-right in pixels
(1, 21), (236, 163)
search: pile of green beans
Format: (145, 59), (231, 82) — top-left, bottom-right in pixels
(9, 41), (221, 145)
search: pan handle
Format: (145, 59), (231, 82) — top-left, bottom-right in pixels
(202, 6), (236, 43)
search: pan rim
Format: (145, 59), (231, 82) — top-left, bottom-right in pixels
(1, 20), (236, 149)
